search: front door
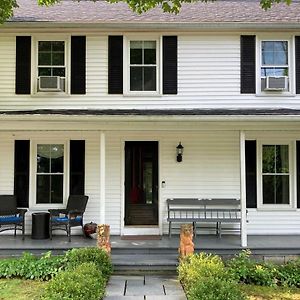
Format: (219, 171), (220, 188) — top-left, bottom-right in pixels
(125, 141), (158, 226)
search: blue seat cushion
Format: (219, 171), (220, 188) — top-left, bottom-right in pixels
(51, 216), (82, 223)
(0, 216), (23, 223)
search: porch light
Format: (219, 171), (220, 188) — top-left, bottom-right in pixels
(176, 142), (184, 162)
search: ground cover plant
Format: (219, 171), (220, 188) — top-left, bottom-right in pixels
(0, 278), (46, 300)
(0, 247), (113, 300)
(178, 250), (300, 300)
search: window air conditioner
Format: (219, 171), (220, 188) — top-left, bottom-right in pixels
(264, 76), (288, 91)
(38, 76), (61, 92)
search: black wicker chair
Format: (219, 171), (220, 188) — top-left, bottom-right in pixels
(49, 195), (89, 242)
(0, 195), (27, 240)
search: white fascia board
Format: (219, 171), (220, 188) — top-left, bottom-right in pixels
(2, 114), (300, 122)
(3, 22), (300, 32)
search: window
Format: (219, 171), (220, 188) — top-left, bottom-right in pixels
(37, 40), (66, 92)
(127, 39), (159, 93)
(261, 145), (290, 205)
(36, 144), (64, 204)
(260, 40), (289, 92)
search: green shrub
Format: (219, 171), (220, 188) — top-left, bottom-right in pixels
(178, 253), (227, 291)
(41, 262), (106, 300)
(187, 276), (247, 300)
(227, 249), (255, 283)
(0, 252), (65, 280)
(227, 250), (278, 286)
(277, 259), (300, 287)
(65, 247), (112, 280)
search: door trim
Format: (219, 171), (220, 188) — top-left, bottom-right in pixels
(121, 138), (162, 236)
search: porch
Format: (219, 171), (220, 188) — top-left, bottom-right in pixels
(0, 235), (299, 270)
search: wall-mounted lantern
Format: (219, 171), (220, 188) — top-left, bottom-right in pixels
(176, 142), (184, 162)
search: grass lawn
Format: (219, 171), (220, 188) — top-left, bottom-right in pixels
(0, 279), (47, 300)
(241, 284), (300, 300)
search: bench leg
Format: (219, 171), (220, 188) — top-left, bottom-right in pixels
(193, 222), (197, 237)
(169, 222), (172, 238)
(218, 222), (222, 238)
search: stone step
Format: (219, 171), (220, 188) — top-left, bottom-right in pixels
(112, 254), (179, 271)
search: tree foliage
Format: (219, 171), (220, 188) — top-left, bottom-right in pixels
(0, 0), (294, 24)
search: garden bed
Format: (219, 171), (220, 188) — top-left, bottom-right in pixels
(0, 247), (112, 300)
(178, 250), (300, 300)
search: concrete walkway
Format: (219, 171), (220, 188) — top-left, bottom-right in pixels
(104, 274), (187, 300)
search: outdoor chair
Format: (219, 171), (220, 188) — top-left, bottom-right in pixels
(49, 195), (89, 242)
(0, 195), (27, 240)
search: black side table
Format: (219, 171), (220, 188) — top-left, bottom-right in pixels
(32, 212), (50, 239)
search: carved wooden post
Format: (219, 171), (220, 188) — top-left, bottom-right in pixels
(178, 224), (194, 258)
(97, 224), (111, 255)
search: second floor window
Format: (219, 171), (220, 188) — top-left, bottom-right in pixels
(260, 41), (289, 92)
(129, 40), (157, 92)
(37, 41), (66, 92)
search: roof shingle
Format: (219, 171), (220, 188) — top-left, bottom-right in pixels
(8, 0), (300, 25)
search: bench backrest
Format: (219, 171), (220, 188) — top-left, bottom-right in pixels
(0, 195), (17, 215)
(167, 198), (204, 208)
(205, 198), (240, 207)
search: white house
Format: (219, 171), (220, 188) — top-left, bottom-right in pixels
(1, 0), (300, 246)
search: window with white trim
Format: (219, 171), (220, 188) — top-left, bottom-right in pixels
(36, 144), (64, 204)
(260, 40), (290, 92)
(126, 39), (159, 93)
(36, 40), (67, 93)
(261, 144), (290, 205)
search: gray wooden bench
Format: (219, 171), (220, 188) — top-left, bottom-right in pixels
(167, 198), (241, 237)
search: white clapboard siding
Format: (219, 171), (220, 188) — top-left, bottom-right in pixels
(1, 33), (300, 109)
(0, 37), (15, 96)
(247, 209), (300, 235)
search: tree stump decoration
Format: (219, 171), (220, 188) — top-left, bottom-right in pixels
(97, 224), (111, 255)
(178, 224), (194, 258)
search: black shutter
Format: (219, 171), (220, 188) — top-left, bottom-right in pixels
(297, 141), (300, 208)
(163, 36), (178, 94)
(108, 36), (123, 94)
(241, 35), (256, 94)
(70, 140), (85, 195)
(246, 140), (257, 208)
(295, 37), (300, 94)
(14, 140), (30, 208)
(71, 36), (86, 94)
(15, 36), (31, 94)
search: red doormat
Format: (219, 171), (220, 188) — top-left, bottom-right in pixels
(121, 235), (162, 240)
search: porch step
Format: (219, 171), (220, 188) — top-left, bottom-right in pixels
(111, 254), (179, 271)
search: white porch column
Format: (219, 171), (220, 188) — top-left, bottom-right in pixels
(100, 131), (106, 224)
(240, 130), (248, 247)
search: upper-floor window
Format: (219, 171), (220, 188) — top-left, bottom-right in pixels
(260, 40), (290, 93)
(36, 39), (67, 93)
(124, 37), (160, 95)
(129, 41), (157, 92)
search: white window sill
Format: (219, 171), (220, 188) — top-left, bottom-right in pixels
(257, 206), (296, 211)
(31, 92), (71, 98)
(255, 92), (296, 97)
(30, 204), (66, 210)
(123, 92), (162, 97)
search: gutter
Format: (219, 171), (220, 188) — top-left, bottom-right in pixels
(2, 22), (300, 31)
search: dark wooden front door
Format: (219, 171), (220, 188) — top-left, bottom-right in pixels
(125, 141), (158, 226)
